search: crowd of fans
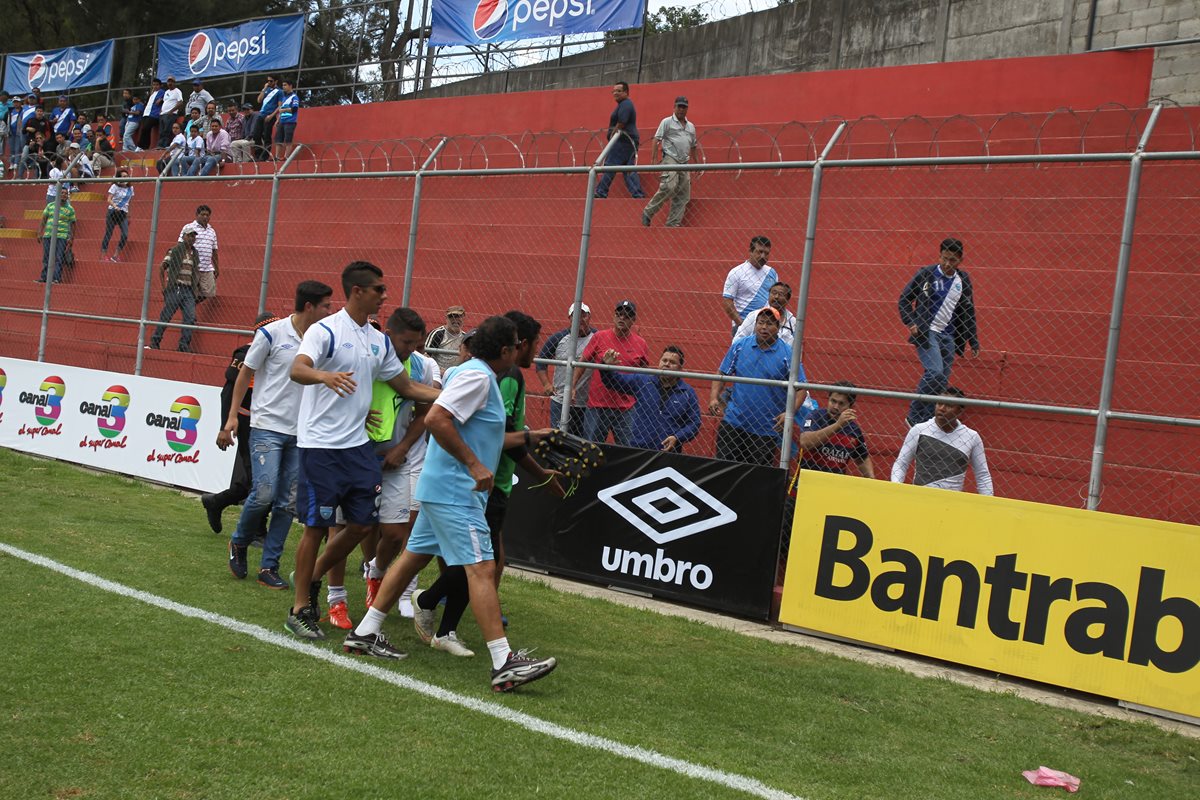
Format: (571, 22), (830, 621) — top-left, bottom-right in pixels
(0, 74), (299, 179)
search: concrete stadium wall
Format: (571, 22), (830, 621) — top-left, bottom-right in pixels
(411, 0), (1198, 106)
(299, 50), (1154, 141)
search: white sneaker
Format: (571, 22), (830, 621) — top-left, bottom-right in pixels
(431, 631), (475, 658)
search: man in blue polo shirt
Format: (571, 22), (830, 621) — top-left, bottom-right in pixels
(283, 261), (441, 640)
(50, 95), (75, 143)
(708, 307), (806, 467)
(600, 345), (701, 453)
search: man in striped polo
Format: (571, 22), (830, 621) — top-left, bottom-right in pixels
(179, 205), (219, 303)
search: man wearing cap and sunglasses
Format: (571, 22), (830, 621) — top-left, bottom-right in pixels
(642, 96), (696, 228)
(574, 300), (649, 445)
(536, 302), (596, 435)
(426, 305), (468, 372)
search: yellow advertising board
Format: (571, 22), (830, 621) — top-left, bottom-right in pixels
(780, 471), (1200, 719)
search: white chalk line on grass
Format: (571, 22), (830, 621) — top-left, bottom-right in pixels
(1, 542), (805, 800)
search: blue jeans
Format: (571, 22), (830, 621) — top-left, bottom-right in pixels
(907, 329), (956, 425)
(151, 285), (196, 350)
(594, 141), (644, 198)
(197, 155), (223, 176)
(584, 407), (631, 445)
(123, 120), (139, 151)
(549, 399), (587, 436)
(232, 428), (299, 570)
(39, 237), (67, 282)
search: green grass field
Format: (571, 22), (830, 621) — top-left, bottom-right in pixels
(2, 447), (1197, 799)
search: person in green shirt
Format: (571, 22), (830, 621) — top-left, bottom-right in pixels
(37, 196), (75, 284)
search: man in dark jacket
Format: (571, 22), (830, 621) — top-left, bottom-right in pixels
(600, 345), (701, 453)
(897, 238), (980, 426)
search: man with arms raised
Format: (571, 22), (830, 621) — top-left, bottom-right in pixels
(283, 262), (440, 639)
(220, 280), (334, 589)
(345, 315), (558, 692)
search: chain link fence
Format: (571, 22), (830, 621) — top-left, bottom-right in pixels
(1, 105), (1198, 536)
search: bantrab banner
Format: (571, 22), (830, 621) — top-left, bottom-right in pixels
(431, 0), (646, 45)
(505, 443), (786, 619)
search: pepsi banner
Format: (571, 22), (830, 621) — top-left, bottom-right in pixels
(3, 41), (114, 96)
(157, 15), (304, 80)
(505, 444), (786, 619)
(431, 0), (646, 45)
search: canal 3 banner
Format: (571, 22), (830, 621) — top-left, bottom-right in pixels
(780, 470), (1200, 719)
(3, 41), (115, 96)
(157, 15), (304, 80)
(0, 358), (234, 493)
(505, 444), (786, 619)
(431, 0), (646, 45)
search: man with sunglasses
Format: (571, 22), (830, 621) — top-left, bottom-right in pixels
(425, 304), (467, 372)
(283, 262), (441, 640)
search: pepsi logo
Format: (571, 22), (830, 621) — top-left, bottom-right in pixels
(188, 32), (213, 75)
(27, 55), (47, 88)
(473, 0), (509, 40)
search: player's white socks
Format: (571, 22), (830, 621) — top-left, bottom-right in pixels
(368, 558), (384, 580)
(355, 606), (388, 637)
(327, 585), (347, 605)
(487, 637), (511, 670)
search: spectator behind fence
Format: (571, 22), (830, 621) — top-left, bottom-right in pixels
(68, 141), (93, 179)
(226, 102), (252, 162)
(734, 281), (796, 345)
(50, 95), (75, 142)
(22, 133), (49, 178)
(15, 95), (38, 167)
(425, 305), (468, 372)
(797, 381), (874, 478)
(123, 92), (143, 151)
(722, 236), (777, 338)
(535, 302), (595, 435)
(37, 193), (75, 285)
(193, 118), (231, 176)
(27, 105), (51, 151)
(183, 107), (205, 139)
(141, 78), (165, 150)
(178, 125), (206, 177)
(272, 79), (300, 160)
(709, 307), (806, 467)
(891, 386), (992, 495)
(92, 113), (116, 170)
(1, 91), (14, 166)
(600, 345), (700, 453)
(159, 77), (183, 147)
(642, 96), (696, 228)
(257, 76), (282, 159)
(574, 300), (649, 444)
(178, 205), (219, 302)
(100, 169), (134, 263)
(186, 80), (214, 116)
(593, 81), (644, 199)
(898, 237), (980, 427)
(149, 229), (200, 352)
(46, 154), (67, 201)
(158, 121), (185, 174)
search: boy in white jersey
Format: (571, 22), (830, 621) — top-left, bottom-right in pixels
(344, 316), (558, 692)
(218, 280), (333, 589)
(283, 262), (440, 640)
(891, 386), (993, 495)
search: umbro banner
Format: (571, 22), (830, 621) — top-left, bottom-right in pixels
(3, 41), (114, 96)
(156, 15), (304, 81)
(431, 0), (646, 46)
(506, 444), (786, 619)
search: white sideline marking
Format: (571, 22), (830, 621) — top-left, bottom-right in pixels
(0, 542), (805, 800)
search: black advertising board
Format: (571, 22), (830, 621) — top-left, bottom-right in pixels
(505, 444), (786, 619)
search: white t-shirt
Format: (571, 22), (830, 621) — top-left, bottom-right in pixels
(243, 316), (304, 436)
(161, 88), (183, 116)
(891, 418), (993, 495)
(406, 352), (441, 471)
(734, 307), (797, 345)
(178, 222), (217, 272)
(168, 133), (186, 154)
(295, 309), (404, 449)
(723, 260), (780, 320)
(433, 367), (492, 424)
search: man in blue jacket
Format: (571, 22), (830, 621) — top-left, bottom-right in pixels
(897, 238), (980, 427)
(599, 345), (701, 453)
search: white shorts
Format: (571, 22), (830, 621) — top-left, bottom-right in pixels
(408, 465), (423, 512)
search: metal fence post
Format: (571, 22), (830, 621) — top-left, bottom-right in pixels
(134, 152), (182, 374)
(561, 133), (622, 430)
(402, 137), (448, 307)
(779, 123), (846, 467)
(1086, 103), (1162, 510)
(257, 146), (304, 315)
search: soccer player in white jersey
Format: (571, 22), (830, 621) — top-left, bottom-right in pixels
(218, 280), (334, 589)
(284, 262), (440, 640)
(344, 315), (558, 692)
(891, 386), (993, 495)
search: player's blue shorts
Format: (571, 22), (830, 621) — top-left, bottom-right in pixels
(405, 499), (493, 566)
(297, 443), (382, 528)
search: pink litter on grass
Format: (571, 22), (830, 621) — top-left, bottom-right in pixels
(1022, 766), (1081, 793)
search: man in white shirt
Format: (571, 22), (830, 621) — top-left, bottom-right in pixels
(733, 281), (797, 345)
(642, 96), (697, 228)
(218, 281), (334, 588)
(283, 261), (440, 640)
(178, 206), (218, 301)
(158, 77), (183, 148)
(721, 236), (778, 337)
(891, 386), (993, 495)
